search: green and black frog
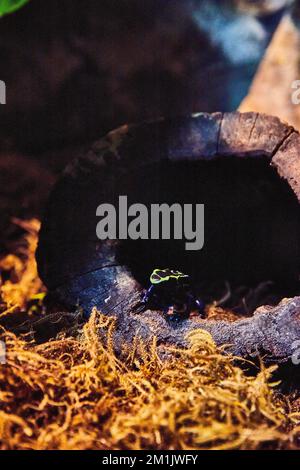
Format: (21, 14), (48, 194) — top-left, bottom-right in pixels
(136, 268), (205, 321)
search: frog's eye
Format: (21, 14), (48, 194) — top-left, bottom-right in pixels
(150, 273), (162, 284)
(150, 268), (171, 284)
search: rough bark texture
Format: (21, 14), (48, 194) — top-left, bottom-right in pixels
(108, 296), (300, 363)
(37, 112), (300, 363)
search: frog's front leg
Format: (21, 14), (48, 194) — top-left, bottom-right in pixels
(133, 285), (155, 313)
(141, 284), (154, 304)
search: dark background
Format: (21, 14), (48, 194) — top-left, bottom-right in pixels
(0, 0), (289, 249)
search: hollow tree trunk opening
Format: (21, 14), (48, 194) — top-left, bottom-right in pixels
(116, 157), (300, 314)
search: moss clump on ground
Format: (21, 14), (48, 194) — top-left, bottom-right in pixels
(0, 219), (299, 450)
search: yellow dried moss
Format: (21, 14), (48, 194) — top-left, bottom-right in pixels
(0, 310), (294, 450)
(0, 218), (44, 316)
(0, 219), (299, 450)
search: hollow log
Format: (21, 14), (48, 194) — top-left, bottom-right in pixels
(37, 112), (300, 362)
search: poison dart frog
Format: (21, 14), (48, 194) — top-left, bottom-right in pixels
(135, 268), (205, 321)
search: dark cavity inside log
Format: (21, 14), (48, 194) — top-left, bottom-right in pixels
(116, 157), (300, 296)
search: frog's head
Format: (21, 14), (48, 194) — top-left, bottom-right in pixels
(150, 268), (189, 285)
